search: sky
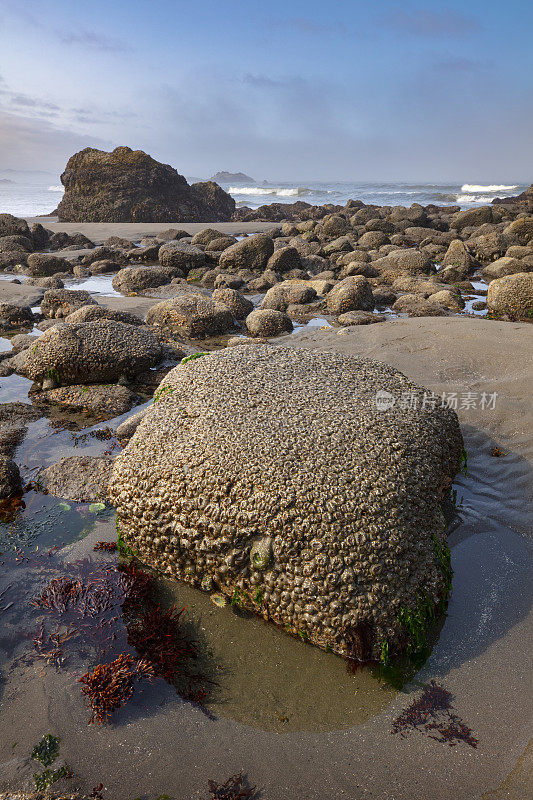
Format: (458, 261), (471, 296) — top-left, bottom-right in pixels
(0, 0), (532, 182)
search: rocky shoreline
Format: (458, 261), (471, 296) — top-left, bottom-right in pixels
(0, 194), (532, 799)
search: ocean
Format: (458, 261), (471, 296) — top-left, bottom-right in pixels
(0, 169), (526, 217)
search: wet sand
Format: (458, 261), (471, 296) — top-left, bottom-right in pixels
(24, 217), (275, 244)
(0, 316), (532, 799)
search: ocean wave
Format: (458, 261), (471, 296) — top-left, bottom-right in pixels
(460, 183), (518, 193)
(48, 185), (63, 192)
(456, 194), (500, 204)
(229, 186), (310, 197)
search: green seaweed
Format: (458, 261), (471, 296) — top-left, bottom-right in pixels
(253, 587), (263, 605)
(153, 385), (175, 403)
(459, 446), (468, 475)
(31, 734), (60, 767)
(116, 518), (139, 558)
(46, 367), (60, 384)
(379, 640), (391, 667)
(34, 766), (69, 790)
(180, 352), (209, 365)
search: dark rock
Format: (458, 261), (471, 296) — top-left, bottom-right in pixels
(219, 234), (274, 272)
(0, 456), (22, 499)
(0, 303), (34, 331)
(41, 289), (96, 318)
(26, 253), (72, 277)
(0, 214), (30, 238)
(55, 146), (236, 222)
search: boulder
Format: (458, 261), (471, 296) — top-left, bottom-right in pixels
(261, 281), (317, 312)
(482, 257), (530, 281)
(427, 290), (465, 311)
(441, 240), (476, 273)
(391, 276), (448, 296)
(26, 275), (65, 289)
(33, 384), (138, 417)
(486, 273), (533, 319)
(0, 234), (33, 253)
(266, 247), (302, 274)
(190, 228), (225, 246)
(321, 214), (349, 238)
(211, 288), (254, 319)
(0, 456), (22, 499)
(245, 309), (293, 337)
(30, 222), (50, 250)
(26, 253), (72, 277)
(109, 345), (463, 660)
(158, 241), (206, 273)
(326, 276), (374, 314)
(503, 217), (533, 245)
(39, 455), (115, 502)
(81, 246), (128, 266)
(89, 259), (123, 274)
(219, 234), (274, 272)
(65, 305), (142, 325)
(41, 289), (96, 319)
(112, 266), (171, 294)
(55, 146), (236, 222)
(48, 231), (95, 251)
(0, 214), (30, 239)
(205, 235), (237, 252)
(0, 303), (34, 330)
(20, 320), (163, 386)
(337, 311), (386, 326)
(451, 206), (494, 230)
(116, 408), (148, 440)
(146, 295), (235, 338)
(392, 294), (446, 317)
(357, 230), (390, 249)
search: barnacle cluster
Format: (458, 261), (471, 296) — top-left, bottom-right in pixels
(109, 345), (463, 661)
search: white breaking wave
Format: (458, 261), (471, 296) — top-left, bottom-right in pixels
(456, 194), (499, 204)
(48, 185), (63, 192)
(229, 186), (309, 197)
(460, 183), (518, 193)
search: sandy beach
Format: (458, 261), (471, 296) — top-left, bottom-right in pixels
(24, 217), (276, 244)
(0, 311), (531, 800)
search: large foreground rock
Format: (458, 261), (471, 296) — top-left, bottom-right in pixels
(109, 345), (463, 661)
(54, 146), (236, 222)
(20, 320), (162, 386)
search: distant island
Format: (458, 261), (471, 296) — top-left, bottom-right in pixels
(0, 178), (14, 184)
(210, 171), (255, 183)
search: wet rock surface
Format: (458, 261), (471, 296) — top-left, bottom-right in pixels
(39, 454), (115, 502)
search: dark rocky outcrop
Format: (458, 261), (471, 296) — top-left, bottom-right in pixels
(54, 146), (236, 222)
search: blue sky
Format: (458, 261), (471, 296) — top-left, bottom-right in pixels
(0, 0), (531, 181)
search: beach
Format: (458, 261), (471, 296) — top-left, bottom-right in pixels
(0, 313), (531, 799)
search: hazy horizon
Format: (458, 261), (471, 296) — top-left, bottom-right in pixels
(1, 0), (532, 183)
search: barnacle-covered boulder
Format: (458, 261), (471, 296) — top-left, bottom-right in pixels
(109, 345), (463, 661)
(19, 320), (162, 387)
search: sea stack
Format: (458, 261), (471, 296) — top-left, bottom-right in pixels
(54, 146), (236, 223)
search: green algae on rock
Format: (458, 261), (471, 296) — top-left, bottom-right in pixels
(108, 345), (463, 663)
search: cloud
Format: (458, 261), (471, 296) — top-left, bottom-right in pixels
(385, 10), (481, 38)
(57, 29), (131, 52)
(0, 109), (114, 171)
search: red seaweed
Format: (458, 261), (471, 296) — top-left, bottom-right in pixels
(126, 605), (197, 682)
(79, 653), (155, 724)
(392, 680), (478, 747)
